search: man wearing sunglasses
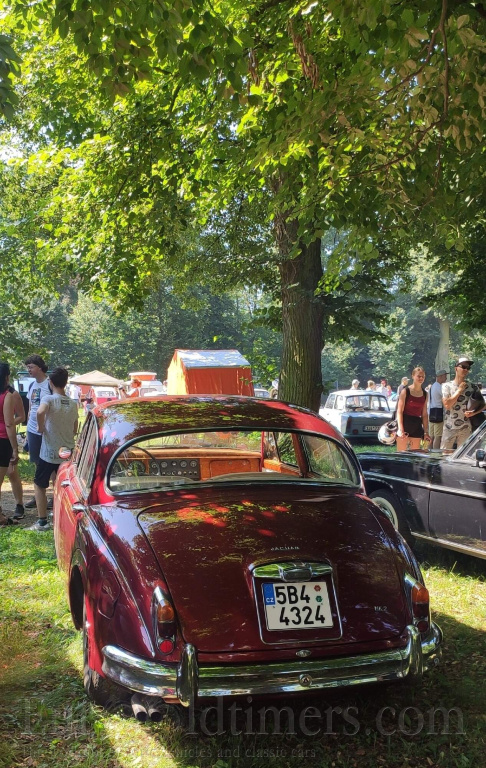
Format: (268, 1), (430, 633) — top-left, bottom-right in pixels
(441, 357), (483, 449)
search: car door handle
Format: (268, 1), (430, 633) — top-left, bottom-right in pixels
(61, 480), (70, 488)
(72, 503), (86, 513)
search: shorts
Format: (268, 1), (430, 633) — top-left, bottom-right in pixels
(28, 431), (43, 465)
(402, 414), (424, 438)
(429, 422), (443, 440)
(0, 438), (13, 467)
(440, 424), (471, 450)
(34, 458), (60, 489)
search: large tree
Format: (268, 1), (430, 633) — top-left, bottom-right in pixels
(3, 1), (486, 407)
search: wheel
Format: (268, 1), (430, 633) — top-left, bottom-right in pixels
(369, 489), (413, 546)
(83, 599), (128, 710)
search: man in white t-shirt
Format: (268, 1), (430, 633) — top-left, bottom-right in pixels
(30, 367), (78, 531)
(24, 354), (51, 509)
(441, 357), (483, 450)
(428, 370), (447, 448)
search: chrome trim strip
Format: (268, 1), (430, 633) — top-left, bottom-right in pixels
(253, 562), (333, 579)
(364, 471), (486, 500)
(102, 623), (441, 700)
(412, 533), (486, 560)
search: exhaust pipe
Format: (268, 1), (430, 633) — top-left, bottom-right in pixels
(131, 693), (148, 722)
(131, 694), (167, 722)
(146, 698), (166, 722)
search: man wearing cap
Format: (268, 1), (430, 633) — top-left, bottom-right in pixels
(441, 357), (483, 449)
(428, 370), (447, 449)
(397, 376), (410, 397)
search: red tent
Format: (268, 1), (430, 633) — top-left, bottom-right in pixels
(166, 350), (254, 396)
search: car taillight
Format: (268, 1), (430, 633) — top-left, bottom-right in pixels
(405, 574), (430, 633)
(152, 587), (176, 654)
(346, 417), (352, 432)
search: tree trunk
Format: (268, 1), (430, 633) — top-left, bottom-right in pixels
(435, 317), (450, 374)
(276, 217), (324, 411)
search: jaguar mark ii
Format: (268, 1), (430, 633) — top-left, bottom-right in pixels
(53, 396), (441, 720)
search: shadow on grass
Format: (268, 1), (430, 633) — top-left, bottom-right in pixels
(1, 529), (485, 768)
(414, 539), (486, 579)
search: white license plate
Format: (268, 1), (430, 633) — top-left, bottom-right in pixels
(262, 581), (333, 630)
(363, 425), (380, 431)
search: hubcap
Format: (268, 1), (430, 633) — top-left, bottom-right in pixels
(373, 497), (398, 529)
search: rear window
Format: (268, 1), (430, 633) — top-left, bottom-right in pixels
(345, 395), (389, 411)
(107, 429), (360, 493)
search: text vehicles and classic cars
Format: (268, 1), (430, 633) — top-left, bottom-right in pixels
(53, 396), (441, 719)
(319, 390), (392, 442)
(359, 422), (486, 560)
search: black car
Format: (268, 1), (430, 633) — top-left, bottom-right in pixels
(359, 423), (486, 560)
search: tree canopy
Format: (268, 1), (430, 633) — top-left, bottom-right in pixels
(2, 1), (486, 407)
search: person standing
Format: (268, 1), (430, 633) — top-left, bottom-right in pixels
(428, 370), (447, 449)
(366, 380), (376, 391)
(24, 355), (52, 510)
(397, 377), (410, 397)
(118, 377), (143, 398)
(0, 363), (20, 526)
(68, 382), (82, 406)
(30, 367), (78, 531)
(376, 378), (391, 397)
(6, 381), (25, 519)
(441, 357), (483, 450)
(350, 379), (360, 390)
(396, 367), (430, 451)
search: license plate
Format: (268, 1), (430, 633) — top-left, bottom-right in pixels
(363, 425), (380, 431)
(262, 581), (333, 630)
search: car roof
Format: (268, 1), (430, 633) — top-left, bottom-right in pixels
(326, 389), (387, 397)
(94, 395), (341, 448)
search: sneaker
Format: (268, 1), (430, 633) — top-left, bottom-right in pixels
(12, 504), (25, 520)
(29, 519), (51, 531)
(24, 497), (37, 509)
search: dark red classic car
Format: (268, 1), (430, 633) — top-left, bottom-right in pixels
(53, 396), (441, 720)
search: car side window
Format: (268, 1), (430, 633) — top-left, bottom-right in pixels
(76, 416), (98, 493)
(72, 417), (90, 465)
(464, 431), (486, 459)
(325, 394), (336, 408)
(274, 432), (299, 467)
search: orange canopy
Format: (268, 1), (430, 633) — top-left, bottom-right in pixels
(167, 350), (254, 396)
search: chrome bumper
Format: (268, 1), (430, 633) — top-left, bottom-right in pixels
(102, 623), (442, 706)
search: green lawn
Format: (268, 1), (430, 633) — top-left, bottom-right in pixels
(0, 525), (485, 768)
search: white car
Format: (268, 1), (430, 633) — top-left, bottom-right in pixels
(319, 390), (392, 442)
(254, 387), (271, 398)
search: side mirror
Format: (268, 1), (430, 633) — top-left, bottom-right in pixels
(475, 449), (485, 467)
(59, 447), (72, 461)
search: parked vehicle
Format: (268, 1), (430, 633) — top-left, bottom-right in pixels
(86, 385), (118, 407)
(359, 422), (486, 559)
(254, 387), (271, 398)
(319, 390), (392, 442)
(53, 396), (441, 718)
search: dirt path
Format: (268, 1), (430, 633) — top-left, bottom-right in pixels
(1, 481), (53, 525)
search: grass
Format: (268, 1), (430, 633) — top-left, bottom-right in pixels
(1, 529), (485, 768)
(1, 437), (485, 768)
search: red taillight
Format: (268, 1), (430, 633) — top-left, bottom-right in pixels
(159, 639), (175, 654)
(152, 587), (177, 654)
(411, 582), (430, 633)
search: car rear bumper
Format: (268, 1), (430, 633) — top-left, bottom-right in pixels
(102, 623), (442, 705)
